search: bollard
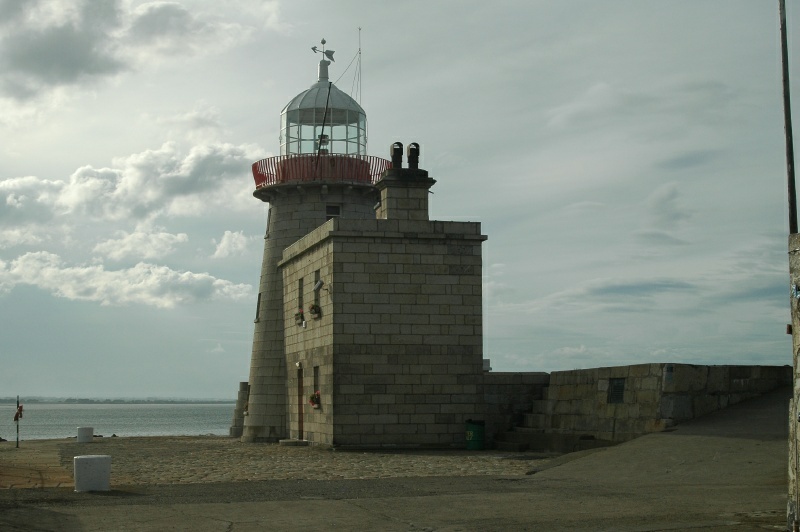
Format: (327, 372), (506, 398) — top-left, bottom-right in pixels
(77, 427), (94, 443)
(74, 455), (111, 492)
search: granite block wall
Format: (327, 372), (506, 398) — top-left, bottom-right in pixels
(282, 232), (335, 445)
(242, 184), (377, 443)
(539, 363), (790, 443)
(281, 217), (488, 447)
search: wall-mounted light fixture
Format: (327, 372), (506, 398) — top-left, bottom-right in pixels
(295, 361), (302, 368)
(313, 280), (324, 292)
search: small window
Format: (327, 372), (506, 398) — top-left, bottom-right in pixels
(298, 278), (304, 312)
(608, 378), (625, 404)
(313, 366), (319, 392)
(254, 292), (262, 322)
(326, 205), (341, 221)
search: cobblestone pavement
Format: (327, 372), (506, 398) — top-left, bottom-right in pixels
(1, 436), (550, 488)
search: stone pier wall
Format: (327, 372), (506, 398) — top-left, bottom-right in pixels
(541, 363), (790, 443)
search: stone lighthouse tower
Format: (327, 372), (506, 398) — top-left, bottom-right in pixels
(238, 42), (390, 442)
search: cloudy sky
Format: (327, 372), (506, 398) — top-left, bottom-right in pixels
(0, 0), (797, 399)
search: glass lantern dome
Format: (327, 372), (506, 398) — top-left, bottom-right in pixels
(280, 59), (366, 156)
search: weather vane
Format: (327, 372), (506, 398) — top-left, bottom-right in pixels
(311, 38), (335, 62)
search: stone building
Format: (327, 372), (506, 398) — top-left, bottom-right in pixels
(231, 47), (488, 446)
(229, 45), (790, 454)
(279, 146), (487, 446)
(235, 50), (388, 443)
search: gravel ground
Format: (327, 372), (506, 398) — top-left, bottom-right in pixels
(1, 435), (551, 488)
(0, 390), (790, 531)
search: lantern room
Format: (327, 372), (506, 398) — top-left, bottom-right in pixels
(252, 40), (389, 194)
(279, 49), (366, 156)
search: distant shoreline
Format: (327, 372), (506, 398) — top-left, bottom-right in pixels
(0, 398), (235, 405)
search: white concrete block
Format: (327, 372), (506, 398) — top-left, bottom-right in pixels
(74, 455), (111, 492)
(77, 426), (93, 443)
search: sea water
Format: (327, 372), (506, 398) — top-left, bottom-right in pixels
(0, 403), (234, 441)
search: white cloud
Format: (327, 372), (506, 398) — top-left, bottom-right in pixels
(212, 230), (251, 259)
(0, 176), (70, 249)
(208, 343), (225, 354)
(55, 166), (120, 218)
(0, 228), (47, 249)
(0, 251), (251, 308)
(53, 141), (263, 221)
(1, 141), (262, 230)
(0, 141), (263, 265)
(93, 229), (188, 261)
(0, 175), (63, 223)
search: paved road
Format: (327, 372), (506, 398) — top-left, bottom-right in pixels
(0, 387), (791, 531)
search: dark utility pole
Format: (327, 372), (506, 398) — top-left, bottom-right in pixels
(780, 0), (797, 234)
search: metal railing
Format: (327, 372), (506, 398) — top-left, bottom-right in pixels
(252, 154), (392, 189)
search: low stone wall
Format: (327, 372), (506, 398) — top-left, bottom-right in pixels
(483, 372), (549, 446)
(541, 364), (791, 444)
(660, 364), (791, 423)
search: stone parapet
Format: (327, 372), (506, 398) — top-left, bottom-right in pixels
(518, 363), (790, 451)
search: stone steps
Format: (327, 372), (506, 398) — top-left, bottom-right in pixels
(494, 386), (620, 453)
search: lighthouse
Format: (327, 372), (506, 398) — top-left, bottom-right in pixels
(237, 42), (391, 442)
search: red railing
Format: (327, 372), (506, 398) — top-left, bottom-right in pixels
(252, 154), (392, 189)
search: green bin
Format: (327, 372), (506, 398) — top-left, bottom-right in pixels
(465, 419), (485, 450)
